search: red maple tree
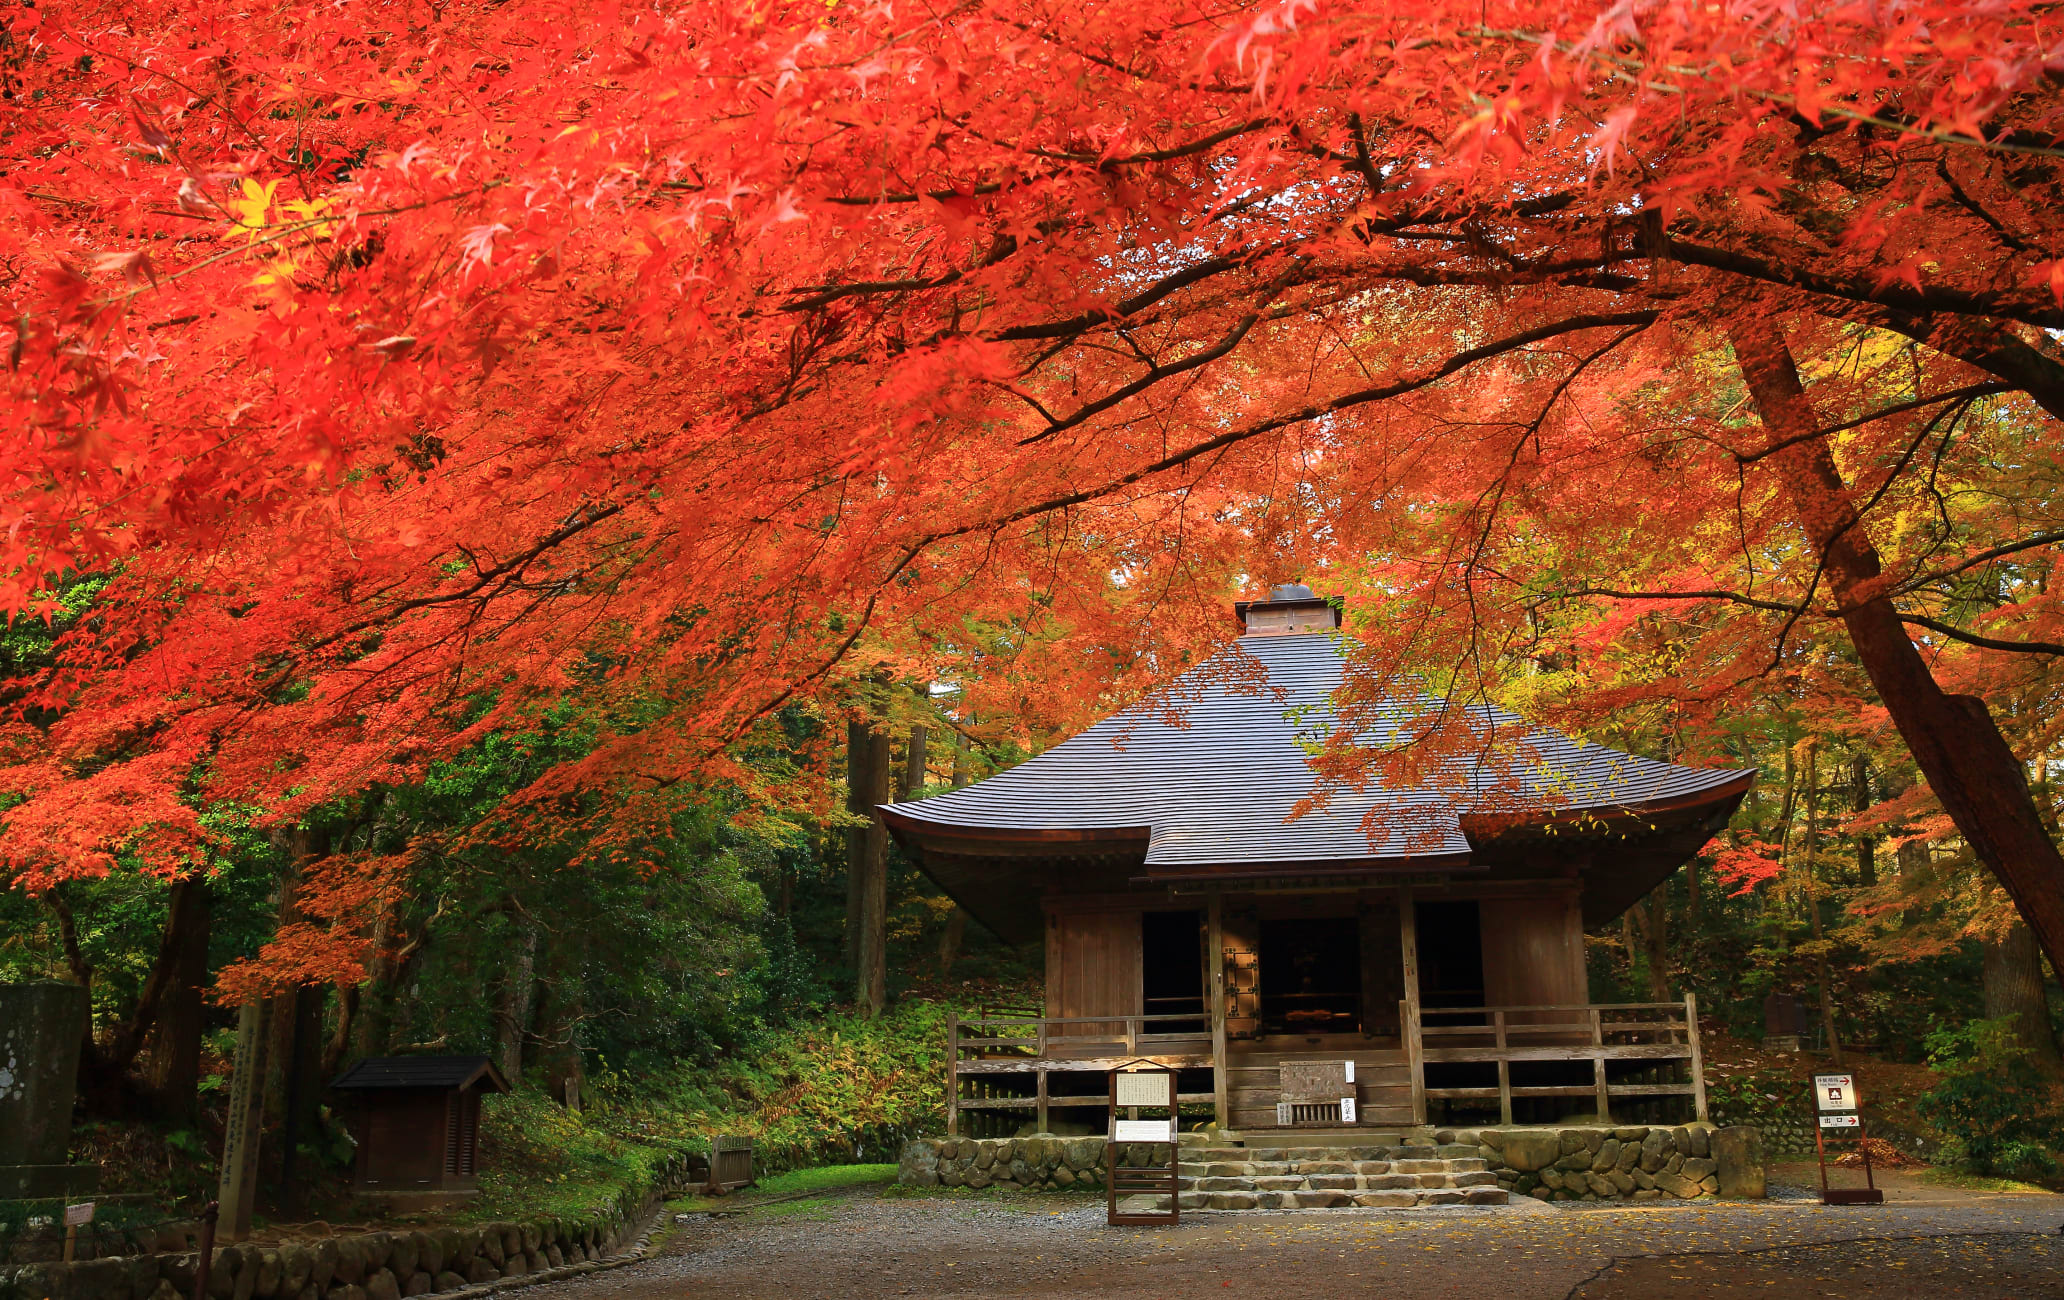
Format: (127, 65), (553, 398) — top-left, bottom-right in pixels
(5, 0), (2064, 985)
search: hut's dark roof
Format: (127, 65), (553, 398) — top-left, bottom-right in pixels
(882, 632), (1752, 875)
(330, 1055), (510, 1093)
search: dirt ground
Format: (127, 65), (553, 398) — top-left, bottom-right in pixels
(524, 1169), (2064, 1300)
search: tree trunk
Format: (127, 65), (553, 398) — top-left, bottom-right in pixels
(1798, 739), (1845, 1065)
(938, 906), (967, 976)
(844, 718), (868, 967)
(851, 723), (893, 1016)
(1851, 753), (1877, 887)
(901, 724), (929, 800)
(1982, 918), (2062, 1069)
(1731, 316), (2064, 979)
(532, 936), (585, 1109)
(142, 876), (213, 1120)
(1643, 886), (1670, 1001)
(496, 912), (539, 1085)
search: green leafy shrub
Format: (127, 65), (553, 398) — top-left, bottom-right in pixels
(1915, 1015), (2062, 1178)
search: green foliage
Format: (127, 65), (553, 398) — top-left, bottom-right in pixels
(1916, 1015), (2063, 1179)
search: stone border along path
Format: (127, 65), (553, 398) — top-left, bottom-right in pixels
(419, 1208), (672, 1300)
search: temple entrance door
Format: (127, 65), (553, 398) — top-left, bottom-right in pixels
(1141, 909), (1206, 1035)
(1258, 917), (1361, 1037)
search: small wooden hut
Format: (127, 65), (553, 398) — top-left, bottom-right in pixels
(330, 1055), (510, 1201)
(882, 587), (1753, 1135)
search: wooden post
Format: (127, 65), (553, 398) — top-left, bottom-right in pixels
(1589, 1006), (1610, 1124)
(1685, 992), (1709, 1123)
(1036, 1068), (1049, 1135)
(217, 998), (270, 1242)
(1399, 888), (1426, 1126)
(1208, 892), (1228, 1130)
(946, 1012), (960, 1137)
(1494, 1010), (1513, 1126)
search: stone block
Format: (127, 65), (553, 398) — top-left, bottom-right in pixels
(1538, 1168), (1563, 1190)
(1664, 1152), (1685, 1175)
(432, 1275), (465, 1295)
(1447, 1171), (1498, 1188)
(1591, 1138), (1621, 1172)
(1613, 1141), (1641, 1174)
(1553, 1152), (1591, 1172)
(1206, 1193), (1258, 1210)
(1422, 1190), (1464, 1205)
(1557, 1129), (1588, 1156)
(499, 1230), (521, 1264)
(326, 1287), (367, 1300)
(1657, 1171), (1704, 1198)
(1052, 1166), (1075, 1188)
(464, 1261), (498, 1287)
(363, 1271), (399, 1300)
(1355, 1161), (1392, 1175)
(1632, 1169), (1656, 1190)
(1463, 1187), (1508, 1205)
(363, 1236), (394, 1276)
(1477, 1129), (1506, 1151)
(1638, 1129), (1668, 1173)
(1688, 1124), (1713, 1159)
(1498, 1132), (1561, 1173)
(331, 1241), (364, 1288)
(1353, 1191), (1416, 1208)
(1394, 1160), (1443, 1174)
(1613, 1127), (1649, 1143)
(1395, 1145), (1438, 1160)
(1607, 1171), (1635, 1196)
(1713, 1126), (1767, 1199)
(1681, 1156), (1717, 1181)
(1255, 1192), (1301, 1210)
(402, 1276), (431, 1299)
(1365, 1174), (1418, 1190)
(1434, 1144), (1479, 1159)
(387, 1237), (417, 1283)
(1583, 1172), (1617, 1198)
(1305, 1175), (1360, 1191)
(1300, 1191), (1350, 1208)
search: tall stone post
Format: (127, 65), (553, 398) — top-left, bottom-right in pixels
(217, 998), (271, 1240)
(0, 981), (100, 1198)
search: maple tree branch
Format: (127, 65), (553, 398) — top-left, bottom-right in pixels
(1897, 616), (2064, 657)
(1895, 531), (2064, 595)
(1731, 382), (2010, 465)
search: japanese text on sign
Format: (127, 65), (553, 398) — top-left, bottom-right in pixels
(1814, 1074), (1858, 1111)
(1115, 1072), (1171, 1108)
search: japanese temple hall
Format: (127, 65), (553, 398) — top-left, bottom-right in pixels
(880, 586), (1755, 1138)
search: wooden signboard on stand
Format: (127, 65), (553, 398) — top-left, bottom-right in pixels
(1106, 1062), (1179, 1227)
(1812, 1073), (1883, 1206)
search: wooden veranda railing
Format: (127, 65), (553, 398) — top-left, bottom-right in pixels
(1411, 993), (1708, 1126)
(946, 1012), (1213, 1137)
(944, 995), (1708, 1136)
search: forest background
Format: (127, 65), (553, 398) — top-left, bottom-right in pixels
(5, 0), (2064, 1219)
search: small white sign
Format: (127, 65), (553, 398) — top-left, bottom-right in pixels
(1819, 1113), (1861, 1129)
(64, 1203), (94, 1227)
(1814, 1074), (1858, 1112)
(1339, 1096), (1357, 1124)
(1343, 1060), (1356, 1084)
(1114, 1072), (1171, 1108)
(1113, 1118), (1174, 1143)
(1276, 1101), (1293, 1126)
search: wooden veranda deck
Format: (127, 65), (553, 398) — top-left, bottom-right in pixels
(945, 995), (1708, 1136)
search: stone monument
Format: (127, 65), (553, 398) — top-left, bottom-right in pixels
(0, 981), (101, 1198)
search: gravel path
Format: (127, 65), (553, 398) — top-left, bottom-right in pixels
(537, 1178), (2064, 1300)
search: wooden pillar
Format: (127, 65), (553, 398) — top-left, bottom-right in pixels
(946, 1012), (960, 1137)
(1590, 1006), (1611, 1124)
(1494, 1010), (1513, 1126)
(1399, 887), (1425, 1126)
(1036, 1068), (1049, 1135)
(217, 998), (270, 1242)
(1207, 892), (1228, 1130)
(1685, 992), (1710, 1123)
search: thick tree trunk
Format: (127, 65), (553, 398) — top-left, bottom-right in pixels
(533, 954), (585, 1110)
(1731, 317), (2064, 978)
(496, 912), (539, 1085)
(1982, 918), (2062, 1069)
(142, 876), (213, 1120)
(844, 718), (868, 967)
(850, 723), (892, 1016)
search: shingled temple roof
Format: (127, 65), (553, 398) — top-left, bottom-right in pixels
(881, 629), (1752, 938)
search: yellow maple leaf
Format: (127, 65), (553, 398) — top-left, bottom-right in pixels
(228, 177), (279, 231)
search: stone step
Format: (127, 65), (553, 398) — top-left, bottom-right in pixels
(1174, 1186), (1509, 1210)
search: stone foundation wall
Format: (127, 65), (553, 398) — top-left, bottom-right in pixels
(0, 1154), (697, 1300)
(1446, 1124), (1765, 1201)
(898, 1137), (1170, 1191)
